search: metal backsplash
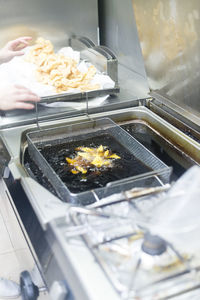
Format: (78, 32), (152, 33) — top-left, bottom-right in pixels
(132, 0), (200, 120)
(98, 0), (148, 84)
(0, 0), (98, 48)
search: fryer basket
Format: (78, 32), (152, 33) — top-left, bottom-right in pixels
(26, 118), (171, 205)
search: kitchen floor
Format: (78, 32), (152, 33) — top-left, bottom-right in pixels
(0, 180), (49, 300)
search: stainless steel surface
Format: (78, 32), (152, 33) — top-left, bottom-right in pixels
(149, 94), (200, 133)
(88, 184), (171, 209)
(99, 0), (148, 85)
(0, 0), (98, 47)
(0, 136), (10, 176)
(104, 107), (200, 164)
(2, 106), (200, 162)
(98, 0), (150, 105)
(49, 281), (68, 300)
(46, 217), (120, 300)
(20, 177), (69, 230)
(133, 0), (200, 122)
(0, 106), (198, 221)
(150, 93), (200, 127)
(0, 178), (43, 285)
(2, 106), (200, 300)
(76, 42), (119, 85)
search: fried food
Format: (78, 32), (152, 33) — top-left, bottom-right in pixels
(26, 37), (100, 93)
(66, 145), (121, 174)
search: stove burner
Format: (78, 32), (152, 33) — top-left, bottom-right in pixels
(142, 233), (167, 256)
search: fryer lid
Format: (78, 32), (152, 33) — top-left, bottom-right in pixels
(26, 118), (171, 204)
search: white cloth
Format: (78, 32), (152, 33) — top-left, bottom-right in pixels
(0, 278), (20, 299)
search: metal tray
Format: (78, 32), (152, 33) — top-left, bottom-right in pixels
(40, 87), (120, 104)
(26, 118), (171, 205)
(39, 36), (119, 104)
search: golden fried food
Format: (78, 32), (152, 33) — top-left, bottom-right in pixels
(66, 145), (121, 174)
(26, 37), (100, 93)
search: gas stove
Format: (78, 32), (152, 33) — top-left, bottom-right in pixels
(48, 178), (200, 300)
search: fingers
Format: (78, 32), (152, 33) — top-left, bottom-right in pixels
(11, 36), (32, 45)
(8, 36), (32, 50)
(14, 84), (31, 90)
(14, 83), (33, 93)
(11, 50), (25, 57)
(14, 102), (35, 110)
(14, 84), (35, 93)
(8, 40), (28, 50)
(0, 83), (40, 110)
(14, 84), (39, 92)
(15, 93), (40, 102)
(13, 85), (40, 103)
(16, 36), (32, 42)
(14, 91), (40, 110)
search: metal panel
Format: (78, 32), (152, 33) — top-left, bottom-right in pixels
(0, 0), (98, 47)
(98, 0), (148, 82)
(133, 0), (200, 120)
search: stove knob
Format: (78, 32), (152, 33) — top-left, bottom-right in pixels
(20, 271), (39, 300)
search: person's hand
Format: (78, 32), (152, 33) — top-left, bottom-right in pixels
(0, 37), (32, 64)
(0, 84), (40, 110)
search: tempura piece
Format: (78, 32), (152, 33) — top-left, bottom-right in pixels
(26, 37), (100, 93)
(66, 145), (121, 174)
